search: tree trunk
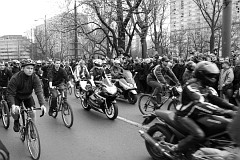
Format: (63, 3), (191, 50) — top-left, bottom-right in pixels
(210, 30), (215, 53)
(141, 37), (147, 58)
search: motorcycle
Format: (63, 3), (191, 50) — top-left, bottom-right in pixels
(81, 75), (119, 120)
(139, 108), (236, 160)
(112, 69), (138, 104)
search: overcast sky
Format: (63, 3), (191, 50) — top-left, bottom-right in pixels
(0, 0), (65, 37)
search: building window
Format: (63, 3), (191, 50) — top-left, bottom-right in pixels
(181, 12), (184, 17)
(181, 0), (184, 9)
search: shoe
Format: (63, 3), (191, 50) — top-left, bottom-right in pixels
(13, 120), (21, 132)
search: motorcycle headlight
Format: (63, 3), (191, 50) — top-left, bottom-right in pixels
(105, 86), (117, 95)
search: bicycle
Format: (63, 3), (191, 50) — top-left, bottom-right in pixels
(0, 87), (10, 129)
(138, 85), (182, 115)
(48, 86), (74, 128)
(19, 104), (44, 160)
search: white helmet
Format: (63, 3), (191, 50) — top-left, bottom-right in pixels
(93, 59), (102, 67)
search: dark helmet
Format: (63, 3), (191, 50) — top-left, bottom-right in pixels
(194, 61), (219, 86)
(186, 61), (196, 71)
(21, 59), (35, 67)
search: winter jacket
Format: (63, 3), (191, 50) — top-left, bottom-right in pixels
(7, 71), (45, 107)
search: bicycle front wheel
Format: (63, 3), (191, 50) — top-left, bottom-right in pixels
(27, 121), (41, 160)
(1, 101), (10, 129)
(138, 94), (156, 115)
(167, 99), (180, 111)
(61, 101), (74, 128)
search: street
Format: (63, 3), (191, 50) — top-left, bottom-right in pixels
(0, 93), (167, 160)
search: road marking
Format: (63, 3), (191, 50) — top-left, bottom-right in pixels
(117, 116), (149, 130)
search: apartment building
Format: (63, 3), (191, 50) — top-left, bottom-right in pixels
(0, 35), (31, 61)
(170, 0), (240, 53)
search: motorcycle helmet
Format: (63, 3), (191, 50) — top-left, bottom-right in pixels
(194, 61), (219, 86)
(93, 59), (102, 67)
(21, 59), (35, 67)
(186, 61), (196, 71)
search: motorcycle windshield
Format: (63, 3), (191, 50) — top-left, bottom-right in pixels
(123, 70), (135, 85)
(102, 76), (114, 87)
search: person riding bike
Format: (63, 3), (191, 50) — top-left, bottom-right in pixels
(48, 59), (73, 116)
(73, 60), (90, 95)
(147, 56), (180, 107)
(0, 61), (12, 100)
(7, 59), (46, 132)
(172, 61), (238, 154)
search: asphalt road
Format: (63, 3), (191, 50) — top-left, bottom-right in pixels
(0, 93), (169, 160)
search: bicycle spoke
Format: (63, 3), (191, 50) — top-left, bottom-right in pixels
(139, 94), (156, 115)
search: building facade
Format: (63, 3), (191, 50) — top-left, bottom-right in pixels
(169, 0), (240, 54)
(0, 35), (31, 61)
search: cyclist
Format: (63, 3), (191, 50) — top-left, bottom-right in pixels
(147, 56), (180, 107)
(11, 60), (21, 75)
(48, 58), (73, 116)
(73, 60), (90, 95)
(7, 59), (46, 132)
(0, 61), (12, 98)
(172, 61), (237, 154)
(64, 61), (74, 81)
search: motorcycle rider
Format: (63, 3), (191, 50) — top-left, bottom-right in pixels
(110, 59), (130, 89)
(172, 61), (238, 153)
(147, 56), (180, 107)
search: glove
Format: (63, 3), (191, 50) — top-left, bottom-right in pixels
(223, 110), (235, 118)
(12, 105), (20, 115)
(40, 105), (47, 115)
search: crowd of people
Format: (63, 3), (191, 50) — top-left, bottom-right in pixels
(1, 50), (240, 158)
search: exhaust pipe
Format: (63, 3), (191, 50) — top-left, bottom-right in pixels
(139, 130), (166, 152)
(139, 130), (174, 160)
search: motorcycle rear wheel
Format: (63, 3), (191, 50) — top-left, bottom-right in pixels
(146, 124), (176, 160)
(105, 103), (118, 120)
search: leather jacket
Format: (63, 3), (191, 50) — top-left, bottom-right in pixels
(177, 78), (236, 118)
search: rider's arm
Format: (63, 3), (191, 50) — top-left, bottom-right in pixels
(33, 74), (45, 106)
(166, 67), (180, 85)
(207, 94), (238, 111)
(153, 66), (167, 85)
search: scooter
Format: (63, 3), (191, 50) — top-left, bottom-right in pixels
(113, 69), (138, 104)
(81, 75), (119, 120)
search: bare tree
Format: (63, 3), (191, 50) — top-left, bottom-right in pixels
(192, 0), (223, 53)
(132, 0), (155, 58)
(80, 0), (142, 57)
(149, 0), (170, 56)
